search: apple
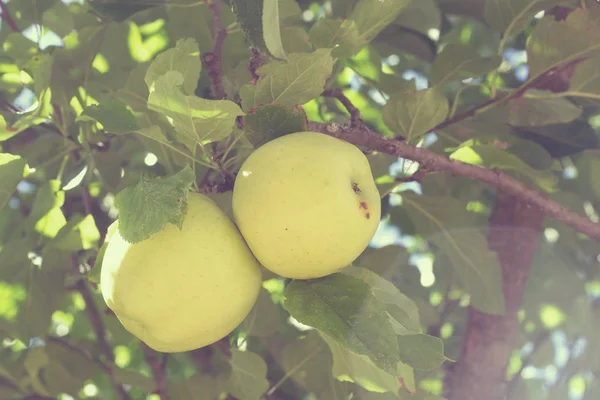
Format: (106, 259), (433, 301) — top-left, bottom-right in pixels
(100, 193), (262, 352)
(232, 131), (381, 279)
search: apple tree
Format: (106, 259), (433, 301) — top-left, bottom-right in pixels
(2, 0), (600, 399)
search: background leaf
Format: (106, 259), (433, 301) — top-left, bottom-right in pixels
(349, 0), (413, 42)
(429, 44), (502, 85)
(227, 349), (270, 400)
(263, 0), (287, 60)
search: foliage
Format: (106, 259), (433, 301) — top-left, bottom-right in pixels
(1, 0), (600, 400)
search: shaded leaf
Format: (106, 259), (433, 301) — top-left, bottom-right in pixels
(449, 144), (558, 190)
(230, 0), (268, 55)
(281, 27), (313, 53)
(16, 269), (66, 341)
(42, 2), (74, 37)
(113, 368), (155, 392)
(401, 193), (505, 315)
(240, 49), (334, 110)
(88, 0), (153, 21)
(0, 154), (26, 211)
(113, 166), (195, 243)
(166, 0), (214, 53)
(309, 19), (363, 58)
(92, 150), (122, 191)
(527, 8), (600, 80)
(281, 331), (332, 392)
(430, 44), (502, 85)
(320, 332), (414, 394)
(148, 71), (244, 145)
(343, 266), (421, 332)
(145, 37), (202, 95)
(382, 87), (449, 141)
(514, 119), (598, 158)
(227, 349), (269, 400)
(26, 180), (65, 229)
(484, 0), (560, 38)
(395, 0), (441, 36)
(493, 92), (583, 126)
(243, 103), (308, 147)
(263, 0), (287, 60)
(397, 334), (449, 370)
(350, 0), (413, 42)
(242, 287), (283, 337)
(168, 372), (229, 399)
(49, 214), (101, 251)
(80, 99), (140, 134)
(283, 273), (401, 375)
(569, 55), (600, 96)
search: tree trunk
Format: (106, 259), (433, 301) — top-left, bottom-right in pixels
(447, 194), (545, 400)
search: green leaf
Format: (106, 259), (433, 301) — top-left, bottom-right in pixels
(145, 38), (202, 95)
(396, 334), (449, 370)
(401, 193), (505, 315)
(263, 0), (287, 60)
(92, 150), (122, 191)
(283, 273), (401, 375)
(243, 103), (308, 147)
(281, 331), (332, 392)
(394, 0), (441, 36)
(16, 269), (66, 341)
(227, 349), (270, 400)
(42, 2), (74, 37)
(113, 166), (195, 243)
(0, 154), (26, 211)
(80, 99), (140, 134)
(230, 0), (268, 55)
(242, 287), (283, 337)
(527, 8), (600, 80)
(343, 266), (421, 333)
(240, 48), (334, 110)
(147, 71), (244, 145)
(319, 332), (413, 394)
(26, 180), (65, 229)
(382, 87), (449, 141)
(350, 0), (413, 42)
(569, 55), (600, 97)
(449, 144), (558, 190)
(309, 19), (363, 58)
(49, 214), (101, 251)
(488, 92), (582, 126)
(514, 119), (599, 158)
(429, 44), (502, 85)
(113, 368), (155, 392)
(484, 0), (560, 39)
(24, 53), (54, 96)
(281, 27), (313, 53)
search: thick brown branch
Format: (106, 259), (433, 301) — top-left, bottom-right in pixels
(0, 1), (19, 32)
(77, 280), (130, 400)
(308, 122), (600, 242)
(203, 0), (227, 100)
(447, 194), (545, 400)
(142, 343), (169, 400)
(322, 88), (362, 127)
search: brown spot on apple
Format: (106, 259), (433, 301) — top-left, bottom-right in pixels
(352, 182), (361, 193)
(359, 201), (368, 210)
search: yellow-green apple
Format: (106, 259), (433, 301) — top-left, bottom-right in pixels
(232, 131), (381, 279)
(100, 193), (262, 352)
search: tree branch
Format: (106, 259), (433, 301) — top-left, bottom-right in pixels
(141, 343), (169, 400)
(0, 1), (19, 32)
(202, 0), (227, 100)
(77, 280), (130, 400)
(447, 194), (546, 400)
(308, 121), (600, 242)
(322, 88), (362, 128)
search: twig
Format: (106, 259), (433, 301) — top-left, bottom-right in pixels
(77, 280), (130, 400)
(322, 88), (362, 127)
(249, 48), (266, 80)
(395, 166), (431, 184)
(141, 343), (169, 400)
(308, 121), (600, 242)
(203, 0), (227, 100)
(0, 1), (19, 32)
